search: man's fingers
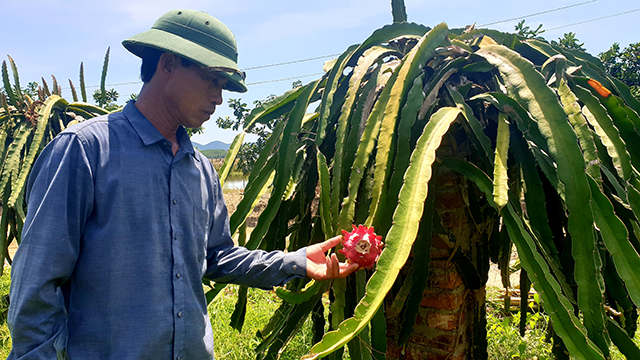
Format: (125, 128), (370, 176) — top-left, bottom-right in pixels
(318, 235), (342, 253)
(339, 262), (359, 272)
(327, 235), (342, 248)
(307, 258), (361, 280)
(329, 253), (340, 278)
(338, 262), (359, 278)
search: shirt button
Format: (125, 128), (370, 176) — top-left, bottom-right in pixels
(292, 265), (298, 271)
(178, 310), (183, 318)
(176, 355), (182, 360)
(173, 199), (177, 205)
(176, 272), (181, 279)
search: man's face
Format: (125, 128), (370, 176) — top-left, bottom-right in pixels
(165, 60), (229, 129)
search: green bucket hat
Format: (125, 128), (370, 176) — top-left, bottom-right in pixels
(122, 9), (247, 93)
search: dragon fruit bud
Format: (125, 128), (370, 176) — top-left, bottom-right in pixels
(339, 225), (383, 269)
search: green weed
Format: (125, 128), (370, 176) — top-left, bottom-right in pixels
(0, 268), (11, 359)
(208, 285), (320, 360)
(486, 286), (552, 359)
(487, 309), (552, 359)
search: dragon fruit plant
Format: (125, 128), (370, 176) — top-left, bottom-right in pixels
(193, 1), (640, 358)
(339, 225), (383, 269)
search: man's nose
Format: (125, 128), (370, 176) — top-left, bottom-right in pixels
(211, 88), (223, 106)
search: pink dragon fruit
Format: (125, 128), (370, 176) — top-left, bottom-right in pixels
(339, 225), (384, 269)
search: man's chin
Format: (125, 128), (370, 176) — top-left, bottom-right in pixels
(183, 120), (206, 130)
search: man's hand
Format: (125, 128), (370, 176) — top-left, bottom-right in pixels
(306, 235), (359, 280)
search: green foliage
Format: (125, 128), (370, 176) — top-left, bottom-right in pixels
(21, 82), (38, 100)
(199, 149), (227, 159)
(94, 48), (113, 108)
(92, 88), (119, 109)
(484, 287), (640, 360)
(216, 88), (295, 176)
(514, 19), (544, 38)
(599, 42), (640, 100)
(89, 48), (124, 112)
(487, 308), (552, 359)
(0, 268), (11, 359)
(217, 13), (640, 360)
(391, 0), (407, 23)
(185, 126), (204, 137)
(552, 32), (585, 50)
(216, 98), (257, 175)
(79, 62), (87, 102)
(0, 55), (115, 272)
(209, 286), (320, 360)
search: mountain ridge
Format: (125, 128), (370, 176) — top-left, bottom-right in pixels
(192, 140), (230, 150)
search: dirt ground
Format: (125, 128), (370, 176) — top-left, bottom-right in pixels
(222, 188), (269, 230)
(486, 258), (521, 289)
(8, 242), (16, 260)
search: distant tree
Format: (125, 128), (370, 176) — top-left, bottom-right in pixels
(552, 32), (585, 50)
(515, 19), (544, 38)
(92, 88), (119, 109)
(0, 81), (38, 100)
(216, 97), (278, 176)
(199, 149), (227, 159)
(216, 81), (303, 175)
(186, 126), (204, 137)
(511, 22), (636, 101)
(599, 42), (640, 100)
(23, 82), (39, 99)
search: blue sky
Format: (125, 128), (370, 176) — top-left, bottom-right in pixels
(2, 0), (638, 144)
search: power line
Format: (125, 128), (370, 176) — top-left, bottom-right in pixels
(545, 8), (640, 32)
(242, 54), (341, 71)
(478, 0), (599, 27)
(246, 73), (324, 86)
(82, 81), (141, 89)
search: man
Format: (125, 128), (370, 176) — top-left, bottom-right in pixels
(8, 9), (358, 360)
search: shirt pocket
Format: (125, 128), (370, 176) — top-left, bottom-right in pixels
(193, 207), (210, 264)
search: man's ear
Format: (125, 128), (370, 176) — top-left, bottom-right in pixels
(157, 52), (178, 79)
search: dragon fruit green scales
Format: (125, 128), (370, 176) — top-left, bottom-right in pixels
(339, 225), (384, 269)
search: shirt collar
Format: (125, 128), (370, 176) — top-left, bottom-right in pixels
(123, 101), (196, 158)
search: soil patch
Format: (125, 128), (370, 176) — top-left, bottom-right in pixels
(222, 188), (270, 235)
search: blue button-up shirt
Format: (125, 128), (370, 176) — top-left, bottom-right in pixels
(8, 101), (307, 360)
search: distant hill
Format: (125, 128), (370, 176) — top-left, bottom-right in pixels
(192, 140), (230, 150)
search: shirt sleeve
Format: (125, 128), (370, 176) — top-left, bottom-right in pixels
(202, 171), (307, 289)
(8, 133), (94, 359)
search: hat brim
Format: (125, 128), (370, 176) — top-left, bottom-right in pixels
(123, 28), (247, 93)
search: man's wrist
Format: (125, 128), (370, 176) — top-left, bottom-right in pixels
(285, 247), (307, 276)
